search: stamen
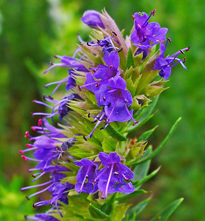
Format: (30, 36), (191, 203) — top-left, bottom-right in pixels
(180, 50), (185, 54)
(38, 119), (42, 126)
(183, 57), (186, 63)
(79, 165), (92, 193)
(26, 183), (54, 199)
(25, 144), (32, 148)
(112, 31), (117, 36)
(104, 163), (114, 199)
(152, 9), (156, 16)
(78, 85), (82, 91)
(21, 180), (53, 191)
(25, 131), (29, 138)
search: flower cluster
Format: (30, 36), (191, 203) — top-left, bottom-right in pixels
(21, 9), (189, 221)
(74, 152), (134, 199)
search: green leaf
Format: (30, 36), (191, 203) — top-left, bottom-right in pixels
(126, 48), (134, 70)
(138, 126), (158, 142)
(88, 204), (110, 220)
(110, 203), (131, 221)
(128, 196), (152, 219)
(101, 193), (116, 215)
(106, 125), (127, 141)
(133, 166), (161, 187)
(134, 117), (182, 165)
(116, 189), (147, 202)
(102, 137), (118, 152)
(150, 198), (184, 221)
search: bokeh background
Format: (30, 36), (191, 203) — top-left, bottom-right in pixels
(0, 0), (204, 220)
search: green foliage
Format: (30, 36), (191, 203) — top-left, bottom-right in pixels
(0, 175), (35, 221)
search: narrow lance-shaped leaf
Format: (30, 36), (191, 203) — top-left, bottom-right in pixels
(137, 126), (158, 142)
(105, 125), (127, 141)
(126, 48), (134, 70)
(116, 189), (147, 202)
(133, 117), (181, 165)
(88, 203), (110, 220)
(150, 198), (184, 221)
(132, 166), (161, 188)
(128, 196), (152, 220)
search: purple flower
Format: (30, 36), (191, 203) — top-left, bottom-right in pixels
(95, 152), (134, 199)
(154, 40), (190, 79)
(21, 166), (74, 217)
(81, 10), (105, 29)
(79, 34), (121, 53)
(21, 119), (74, 172)
(83, 77), (137, 140)
(44, 55), (88, 96)
(81, 51), (120, 105)
(131, 10), (168, 49)
(74, 159), (99, 194)
(33, 172), (74, 217)
(33, 93), (82, 120)
(99, 77), (135, 123)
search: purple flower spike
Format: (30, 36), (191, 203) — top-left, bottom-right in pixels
(154, 39), (190, 79)
(74, 159), (99, 194)
(81, 10), (105, 29)
(96, 152), (135, 199)
(131, 10), (168, 49)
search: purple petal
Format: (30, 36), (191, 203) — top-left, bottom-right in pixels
(159, 66), (171, 79)
(118, 163), (134, 180)
(154, 58), (169, 70)
(108, 77), (126, 90)
(98, 180), (117, 195)
(133, 12), (148, 27)
(99, 152), (111, 166)
(155, 27), (168, 42)
(117, 182), (135, 194)
(109, 152), (121, 164)
(103, 51), (120, 69)
(103, 89), (133, 123)
(145, 22), (161, 37)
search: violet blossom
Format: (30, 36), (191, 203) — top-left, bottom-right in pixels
(33, 93), (81, 120)
(154, 39), (190, 79)
(74, 159), (98, 194)
(131, 10), (168, 49)
(81, 51), (121, 105)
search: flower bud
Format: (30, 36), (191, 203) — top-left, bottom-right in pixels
(81, 10), (105, 29)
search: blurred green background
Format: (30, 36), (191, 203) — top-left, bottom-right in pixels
(0, 0), (204, 220)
